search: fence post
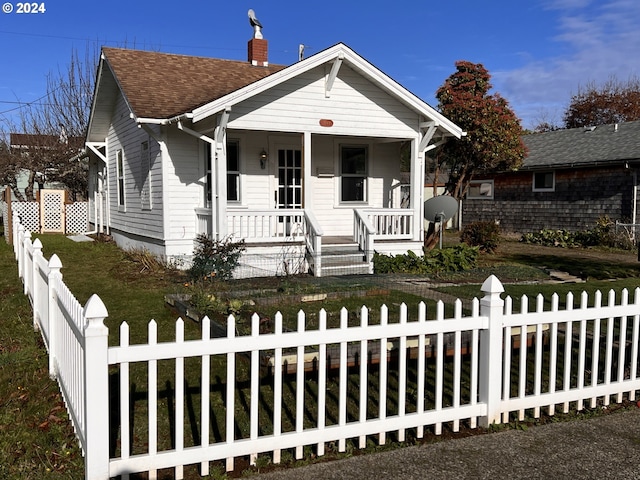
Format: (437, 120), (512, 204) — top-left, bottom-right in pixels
(22, 231), (31, 293)
(479, 274), (505, 428)
(16, 224), (25, 274)
(47, 254), (62, 377)
(31, 238), (43, 330)
(83, 294), (110, 480)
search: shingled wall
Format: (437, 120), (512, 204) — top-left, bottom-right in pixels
(463, 166), (638, 233)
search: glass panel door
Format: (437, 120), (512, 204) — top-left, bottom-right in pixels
(277, 148), (302, 209)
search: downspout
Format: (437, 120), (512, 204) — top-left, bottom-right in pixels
(135, 111), (226, 241)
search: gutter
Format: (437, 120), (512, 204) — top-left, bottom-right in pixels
(132, 112), (194, 126)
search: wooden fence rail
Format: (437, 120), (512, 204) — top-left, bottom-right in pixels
(12, 218), (640, 480)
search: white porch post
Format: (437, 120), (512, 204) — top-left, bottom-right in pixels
(303, 131), (312, 209)
(215, 134), (228, 240)
(410, 137), (424, 242)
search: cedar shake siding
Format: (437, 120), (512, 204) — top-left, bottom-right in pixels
(464, 166), (637, 233)
(463, 121), (640, 233)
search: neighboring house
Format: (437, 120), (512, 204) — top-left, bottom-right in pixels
(463, 120), (640, 233)
(4, 133), (80, 201)
(85, 27), (462, 277)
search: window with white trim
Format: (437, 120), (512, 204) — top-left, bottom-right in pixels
(116, 149), (125, 208)
(227, 140), (240, 202)
(467, 180), (494, 199)
(204, 140), (241, 207)
(340, 145), (367, 203)
(533, 171), (555, 192)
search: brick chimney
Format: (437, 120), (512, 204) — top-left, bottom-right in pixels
(248, 37), (268, 67)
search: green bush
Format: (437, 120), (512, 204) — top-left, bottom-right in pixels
(188, 234), (246, 282)
(373, 244), (479, 275)
(520, 217), (635, 250)
(460, 221), (501, 253)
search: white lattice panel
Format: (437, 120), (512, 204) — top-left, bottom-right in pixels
(66, 202), (88, 234)
(41, 190), (65, 233)
(12, 202), (40, 232)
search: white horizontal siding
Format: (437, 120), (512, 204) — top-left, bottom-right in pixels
(229, 66), (419, 138)
(164, 128), (201, 244)
(236, 132), (274, 210)
(107, 94), (164, 241)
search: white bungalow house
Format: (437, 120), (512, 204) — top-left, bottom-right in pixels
(85, 29), (462, 278)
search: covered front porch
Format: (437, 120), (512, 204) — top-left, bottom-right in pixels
(187, 124), (431, 277)
(195, 206), (421, 277)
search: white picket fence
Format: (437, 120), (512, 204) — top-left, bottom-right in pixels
(12, 218), (640, 480)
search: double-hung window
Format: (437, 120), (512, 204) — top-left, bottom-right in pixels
(340, 145), (367, 203)
(116, 149), (125, 208)
(226, 140), (240, 202)
(204, 140), (241, 207)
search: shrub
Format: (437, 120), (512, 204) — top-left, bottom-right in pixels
(520, 217), (635, 250)
(425, 244), (479, 274)
(460, 221), (501, 253)
(188, 234), (245, 282)
(373, 244), (478, 275)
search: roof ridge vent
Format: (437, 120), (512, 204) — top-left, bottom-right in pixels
(583, 126), (596, 132)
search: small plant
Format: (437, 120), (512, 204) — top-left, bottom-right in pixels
(188, 234), (245, 283)
(460, 220), (501, 253)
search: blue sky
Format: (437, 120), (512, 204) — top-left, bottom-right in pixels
(1, 0), (640, 130)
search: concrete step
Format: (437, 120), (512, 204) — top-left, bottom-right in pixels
(306, 243), (372, 276)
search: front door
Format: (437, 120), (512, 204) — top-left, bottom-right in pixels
(276, 148), (302, 210)
(276, 148), (302, 236)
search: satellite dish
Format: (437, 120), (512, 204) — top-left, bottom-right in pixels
(424, 195), (458, 223)
(424, 195), (459, 248)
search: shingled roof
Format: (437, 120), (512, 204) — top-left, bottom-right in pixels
(522, 120), (640, 170)
(102, 47), (287, 119)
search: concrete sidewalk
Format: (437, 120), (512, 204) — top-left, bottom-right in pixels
(256, 408), (640, 479)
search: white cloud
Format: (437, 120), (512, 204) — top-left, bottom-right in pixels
(494, 0), (640, 128)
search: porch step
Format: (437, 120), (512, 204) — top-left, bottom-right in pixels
(309, 243), (372, 276)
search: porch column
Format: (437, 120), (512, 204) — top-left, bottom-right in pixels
(303, 131), (312, 209)
(410, 137), (424, 242)
(214, 132), (227, 240)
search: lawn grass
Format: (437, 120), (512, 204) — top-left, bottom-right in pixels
(0, 239), (84, 479)
(4, 231), (640, 478)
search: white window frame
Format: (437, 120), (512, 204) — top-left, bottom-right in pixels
(116, 149), (125, 210)
(339, 144), (368, 204)
(533, 171), (555, 192)
(226, 139), (241, 204)
(203, 139), (242, 208)
(467, 179), (494, 199)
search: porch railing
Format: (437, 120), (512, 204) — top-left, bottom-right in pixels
(354, 209), (375, 266)
(196, 208), (311, 244)
(365, 208), (414, 240)
(303, 210), (324, 275)
(227, 209), (307, 243)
